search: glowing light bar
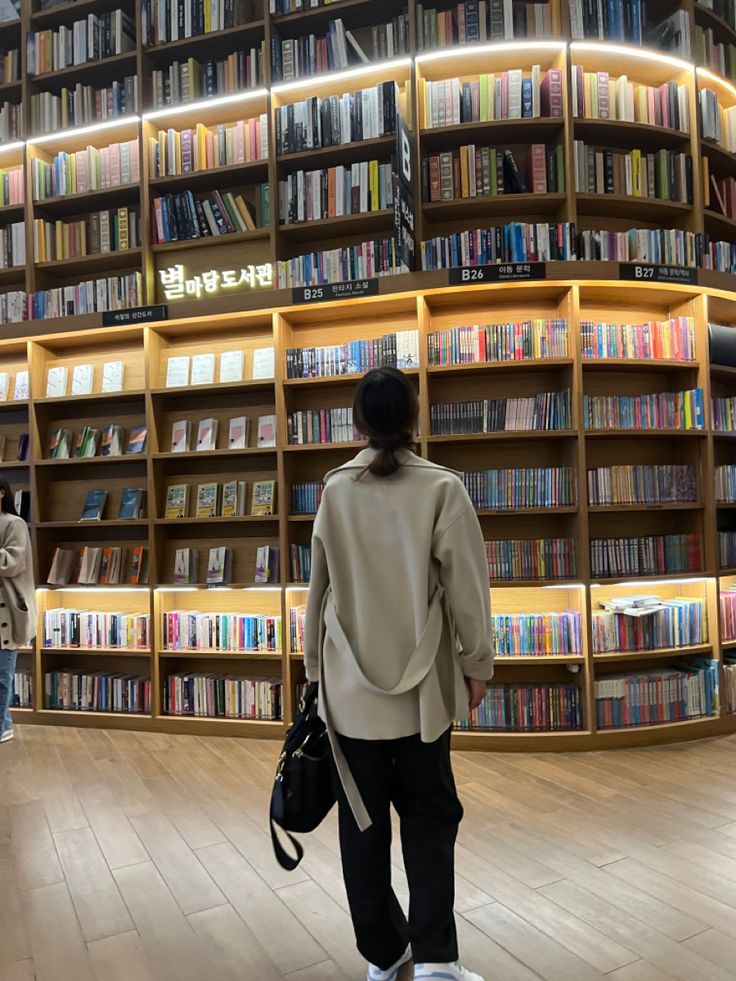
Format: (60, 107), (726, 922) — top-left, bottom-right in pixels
(271, 58), (412, 96)
(697, 67), (736, 101)
(569, 41), (692, 73)
(416, 40), (565, 65)
(29, 115), (141, 146)
(143, 88), (268, 122)
(0, 141), (24, 154)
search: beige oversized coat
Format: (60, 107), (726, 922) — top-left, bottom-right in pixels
(304, 447), (494, 750)
(0, 512), (36, 650)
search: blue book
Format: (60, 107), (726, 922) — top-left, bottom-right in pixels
(80, 489), (108, 521)
(521, 77), (533, 118)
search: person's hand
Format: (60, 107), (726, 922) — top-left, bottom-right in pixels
(467, 678), (486, 712)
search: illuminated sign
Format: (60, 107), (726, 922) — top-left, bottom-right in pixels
(159, 263), (274, 300)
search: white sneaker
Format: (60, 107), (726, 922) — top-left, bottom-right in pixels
(0, 728), (14, 743)
(414, 964), (484, 981)
(368, 945), (412, 981)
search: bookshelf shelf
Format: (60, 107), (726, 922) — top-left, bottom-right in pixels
(494, 655), (586, 664)
(35, 249), (143, 276)
(33, 186), (140, 218)
(41, 647), (151, 656)
(38, 519), (149, 529)
(0, 461), (30, 469)
(593, 644), (714, 662)
(585, 430), (707, 439)
(42, 647), (151, 655)
(591, 570), (713, 585)
(35, 456), (148, 467)
(0, 203), (24, 225)
(0, 267), (26, 286)
(279, 208), (394, 241)
(158, 650), (282, 660)
(143, 20), (266, 63)
(596, 715), (719, 736)
(149, 160), (270, 194)
(277, 135), (397, 171)
(272, 0), (374, 25)
(711, 364), (736, 382)
(701, 140), (736, 179)
(423, 192), (567, 223)
(151, 228), (270, 254)
(284, 369), (419, 387)
(153, 448), (277, 461)
(38, 709), (152, 719)
(575, 193), (692, 223)
(581, 358), (697, 372)
(30, 0), (131, 27)
(426, 430), (578, 444)
(0, 81), (21, 99)
(29, 52), (138, 88)
(150, 379), (275, 398)
(693, 2), (736, 45)
(418, 118), (564, 152)
(704, 209), (736, 242)
(427, 359), (573, 377)
(587, 503), (704, 512)
(153, 515), (279, 525)
(476, 506), (578, 517)
(717, 502), (736, 508)
(160, 716), (284, 732)
(573, 118), (691, 150)
(282, 440), (363, 452)
(34, 390), (146, 407)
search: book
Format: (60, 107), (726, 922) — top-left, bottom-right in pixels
(251, 479), (276, 516)
(191, 352), (216, 386)
(80, 489), (108, 521)
(75, 426), (99, 458)
(255, 545), (279, 584)
(71, 363), (94, 396)
(13, 489), (29, 520)
(118, 487), (145, 519)
(48, 427), (72, 459)
(206, 546), (232, 585)
(165, 483), (189, 518)
(221, 480), (246, 517)
(219, 350), (243, 383)
(102, 360), (124, 392)
(100, 424), (125, 457)
(16, 434), (28, 461)
(257, 415), (277, 447)
(252, 347), (275, 379)
(196, 417), (218, 451)
(77, 546), (103, 584)
(228, 416), (248, 450)
(129, 546), (149, 585)
(196, 482), (220, 517)
(13, 371), (28, 400)
(171, 419), (191, 453)
(166, 355), (190, 387)
(47, 547), (76, 586)
(46, 366), (68, 398)
(173, 547), (198, 585)
(0, 434), (6, 461)
(0, 372), (9, 401)
(127, 424), (147, 454)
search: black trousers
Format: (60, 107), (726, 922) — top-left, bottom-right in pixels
(335, 728), (463, 970)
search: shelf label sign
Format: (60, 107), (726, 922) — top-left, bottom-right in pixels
(158, 262), (274, 300)
(619, 263), (696, 285)
(449, 262), (547, 285)
(292, 279), (380, 304)
(394, 111), (416, 273)
(102, 304), (167, 326)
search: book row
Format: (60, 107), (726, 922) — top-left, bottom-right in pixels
(711, 395), (736, 431)
(152, 186), (267, 244)
(27, 11), (135, 75)
(291, 481), (325, 515)
(45, 358), (123, 398)
(276, 237), (400, 288)
(582, 389), (705, 431)
(415, 0), (553, 49)
(163, 674), (282, 720)
(700, 89), (736, 153)
(289, 544), (311, 584)
(580, 317), (695, 361)
(573, 143), (693, 204)
(79, 486), (145, 522)
(151, 49), (264, 109)
(420, 68), (561, 128)
(169, 415), (273, 453)
(462, 466), (576, 511)
(694, 25), (736, 83)
(571, 70), (689, 130)
(0, 167), (24, 208)
(279, 161), (393, 225)
(275, 82), (398, 156)
(162, 611), (282, 652)
(716, 465), (736, 502)
(491, 611), (582, 657)
(42, 610), (151, 651)
(720, 588), (736, 641)
(287, 408), (357, 446)
(429, 390), (572, 435)
(0, 103), (21, 142)
(457, 683), (583, 732)
(172, 544), (279, 585)
(44, 670), (152, 715)
(30, 76), (139, 132)
(286, 330), (419, 378)
(0, 48), (19, 84)
(427, 319), (568, 364)
(33, 209), (139, 263)
(420, 222), (575, 270)
(150, 116), (269, 177)
(485, 537), (576, 581)
(577, 228), (697, 265)
(421, 143), (565, 202)
(141, 0), (254, 45)
(25, 274), (143, 321)
(591, 598), (706, 654)
(590, 533), (702, 579)
(595, 659), (719, 729)
(719, 532), (736, 569)
(587, 465), (698, 506)
(13, 671), (32, 709)
(165, 348), (275, 386)
(48, 545), (149, 587)
(164, 478), (275, 520)
(0, 223), (25, 270)
(568, 0), (644, 43)
(48, 423), (146, 459)
(31, 140), (140, 200)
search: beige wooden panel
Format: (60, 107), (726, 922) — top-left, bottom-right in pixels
(22, 882), (97, 981)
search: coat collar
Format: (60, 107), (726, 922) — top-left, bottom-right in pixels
(324, 446), (460, 481)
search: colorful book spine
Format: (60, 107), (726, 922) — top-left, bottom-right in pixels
(570, 68), (689, 131)
(421, 222), (575, 269)
(0, 166), (24, 207)
(289, 545), (312, 583)
(457, 682), (583, 731)
(150, 49), (263, 107)
(712, 396), (736, 431)
(492, 611), (581, 656)
(287, 408), (358, 445)
(428, 319), (568, 364)
(31, 76), (139, 132)
(580, 317), (695, 360)
(161, 612), (282, 652)
(719, 533), (736, 569)
(595, 660), (719, 729)
(485, 538), (576, 581)
(583, 389), (704, 431)
(577, 227), (697, 265)
(724, 659), (736, 714)
(277, 238), (400, 288)
(721, 589), (736, 640)
(592, 599), (706, 654)
(716, 465), (736, 502)
(290, 605), (307, 653)
(12, 670), (32, 708)
(291, 482), (325, 515)
(150, 115), (269, 177)
(287, 330), (419, 377)
(28, 273), (143, 321)
(590, 534), (702, 578)
(42, 609), (150, 649)
(162, 674), (282, 720)
(276, 82), (397, 154)
(31, 140), (140, 199)
(421, 68), (557, 127)
(587, 465), (698, 505)
(463, 467), (575, 510)
(431, 390), (571, 435)
(44, 670), (151, 713)
(279, 160), (394, 223)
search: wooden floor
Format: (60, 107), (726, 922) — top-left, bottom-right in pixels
(4, 728), (736, 981)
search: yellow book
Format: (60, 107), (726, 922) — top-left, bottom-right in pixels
(684, 393), (692, 429)
(196, 123), (207, 171)
(175, 130), (182, 175)
(583, 72), (592, 117)
(234, 193), (255, 231)
(459, 145), (469, 198)
(420, 77), (427, 127)
(437, 15), (446, 46)
(55, 219), (62, 261)
(204, 0), (211, 34)
(369, 159), (379, 211)
(631, 148), (641, 196)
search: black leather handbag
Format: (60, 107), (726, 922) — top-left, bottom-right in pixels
(270, 682), (337, 870)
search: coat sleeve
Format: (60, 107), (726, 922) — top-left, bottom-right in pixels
(303, 531), (329, 682)
(433, 504), (494, 681)
(0, 519), (28, 578)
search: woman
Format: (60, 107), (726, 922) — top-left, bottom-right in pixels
(0, 476), (36, 744)
(304, 367), (493, 981)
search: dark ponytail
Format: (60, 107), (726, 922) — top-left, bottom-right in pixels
(353, 367), (419, 478)
(0, 474), (18, 515)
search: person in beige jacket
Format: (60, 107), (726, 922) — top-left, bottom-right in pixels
(0, 475), (36, 744)
(304, 367), (493, 981)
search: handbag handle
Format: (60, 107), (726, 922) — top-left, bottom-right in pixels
(270, 817), (304, 872)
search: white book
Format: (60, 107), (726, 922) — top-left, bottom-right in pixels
(228, 416), (248, 450)
(101, 360), (124, 392)
(0, 372), (8, 401)
(191, 352), (216, 386)
(219, 349), (243, 383)
(71, 363), (94, 396)
(46, 366), (68, 399)
(252, 347), (275, 380)
(13, 370), (28, 401)
(166, 355), (190, 388)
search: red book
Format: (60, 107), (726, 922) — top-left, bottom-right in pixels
(540, 69), (563, 117)
(428, 155), (441, 201)
(526, 143), (547, 194)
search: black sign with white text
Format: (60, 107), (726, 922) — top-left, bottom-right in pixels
(449, 262), (547, 285)
(102, 304), (168, 326)
(291, 279), (380, 304)
(619, 263), (697, 285)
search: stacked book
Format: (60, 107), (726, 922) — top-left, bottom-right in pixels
(587, 464), (698, 506)
(42, 609), (151, 650)
(31, 140), (140, 199)
(163, 675), (282, 720)
(421, 67), (559, 126)
(457, 683), (583, 731)
(462, 466), (576, 510)
(31, 76), (139, 132)
(277, 237), (400, 288)
(151, 49), (263, 107)
(491, 610), (582, 656)
(287, 330), (419, 377)
(422, 143), (564, 202)
(485, 537), (576, 580)
(276, 83), (398, 155)
(162, 610), (282, 652)
(45, 670), (151, 714)
(27, 11), (135, 74)
(580, 317), (695, 360)
(421, 222), (576, 269)
(571, 69), (689, 131)
(595, 660), (719, 729)
(430, 390), (572, 435)
(150, 116), (269, 176)
(573, 143), (693, 202)
(592, 596), (706, 653)
(429, 319), (568, 364)
(590, 533), (702, 578)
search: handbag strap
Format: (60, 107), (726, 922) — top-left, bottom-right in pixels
(270, 817), (304, 872)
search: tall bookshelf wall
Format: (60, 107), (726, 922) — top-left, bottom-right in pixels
(4, 279), (736, 750)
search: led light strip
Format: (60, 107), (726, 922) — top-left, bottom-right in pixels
(697, 66), (736, 102)
(28, 114), (141, 146)
(271, 57), (412, 95)
(142, 88), (268, 121)
(569, 41), (693, 74)
(415, 39), (565, 65)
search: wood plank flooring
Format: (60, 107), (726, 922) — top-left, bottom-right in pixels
(3, 726), (736, 981)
